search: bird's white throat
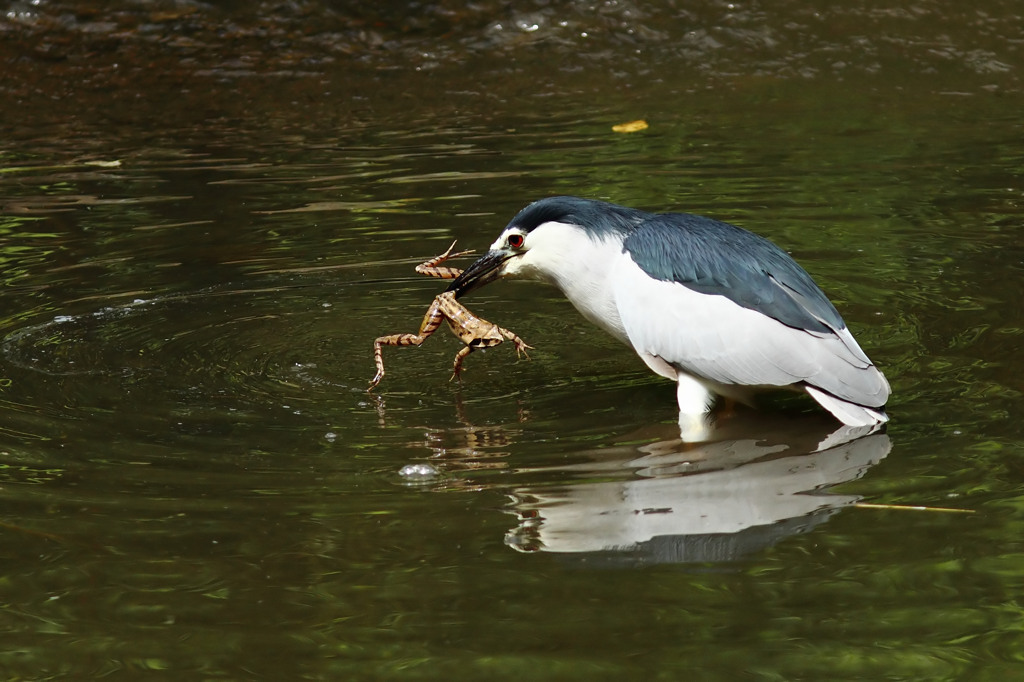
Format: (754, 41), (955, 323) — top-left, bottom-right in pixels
(501, 221), (630, 343)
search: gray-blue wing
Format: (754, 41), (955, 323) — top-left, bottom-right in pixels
(617, 214), (889, 412)
(623, 213), (846, 335)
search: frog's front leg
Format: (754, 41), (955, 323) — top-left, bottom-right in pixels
(415, 241), (475, 280)
(449, 332), (532, 381)
(498, 326), (533, 359)
(368, 300), (446, 391)
(450, 344), (476, 382)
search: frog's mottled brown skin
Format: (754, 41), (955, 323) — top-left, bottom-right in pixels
(369, 242), (531, 390)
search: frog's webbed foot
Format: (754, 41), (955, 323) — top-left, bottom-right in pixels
(368, 370), (384, 391)
(416, 240), (476, 280)
(442, 240), (475, 262)
(369, 340), (387, 391)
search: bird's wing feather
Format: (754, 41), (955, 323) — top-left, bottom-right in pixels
(611, 255), (889, 407)
(623, 214), (845, 334)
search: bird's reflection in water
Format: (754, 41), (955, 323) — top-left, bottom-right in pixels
(381, 393), (890, 563)
(504, 411), (890, 564)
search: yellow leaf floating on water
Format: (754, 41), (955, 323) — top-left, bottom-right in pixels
(612, 119), (649, 133)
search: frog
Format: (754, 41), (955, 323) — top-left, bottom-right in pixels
(368, 241), (531, 390)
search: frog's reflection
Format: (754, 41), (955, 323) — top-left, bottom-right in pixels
(503, 413), (890, 564)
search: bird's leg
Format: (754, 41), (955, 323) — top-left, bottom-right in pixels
(415, 240), (475, 280)
(368, 299), (446, 390)
(498, 326), (533, 359)
(675, 374), (717, 442)
(450, 344), (475, 382)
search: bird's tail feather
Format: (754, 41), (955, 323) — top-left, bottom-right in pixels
(805, 385), (889, 427)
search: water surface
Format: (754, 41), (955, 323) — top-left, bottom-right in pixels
(1, 0), (1023, 679)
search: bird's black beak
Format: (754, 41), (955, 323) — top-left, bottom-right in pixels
(446, 249), (514, 299)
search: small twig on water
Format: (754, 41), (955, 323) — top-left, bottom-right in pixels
(854, 502), (975, 514)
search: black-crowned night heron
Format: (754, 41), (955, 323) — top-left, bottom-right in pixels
(447, 196), (890, 434)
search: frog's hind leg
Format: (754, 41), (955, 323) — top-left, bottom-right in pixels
(416, 241), (475, 280)
(369, 305), (445, 390)
(370, 333), (426, 390)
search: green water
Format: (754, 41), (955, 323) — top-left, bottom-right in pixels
(1, 1), (1023, 679)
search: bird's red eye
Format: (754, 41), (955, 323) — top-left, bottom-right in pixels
(508, 233), (525, 248)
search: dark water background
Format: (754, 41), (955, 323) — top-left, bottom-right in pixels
(1, 0), (1023, 678)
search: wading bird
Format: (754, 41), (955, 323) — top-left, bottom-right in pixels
(447, 196), (889, 437)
